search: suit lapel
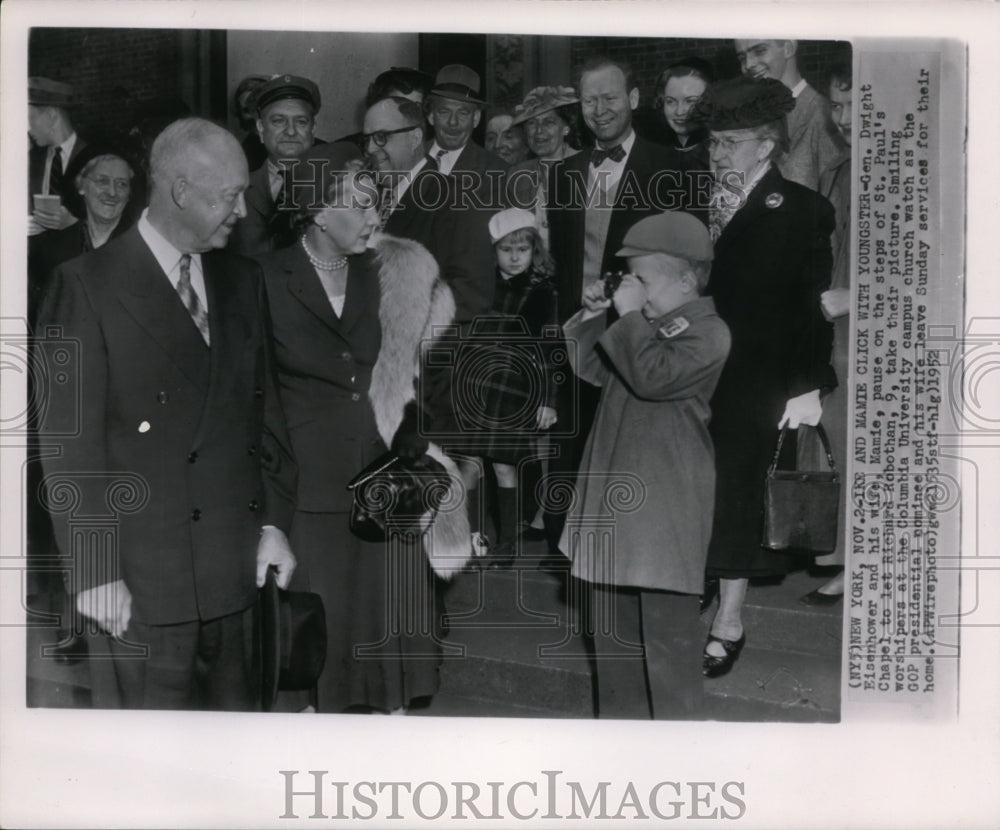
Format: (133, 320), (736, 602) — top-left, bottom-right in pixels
(284, 242), (344, 333)
(114, 229), (210, 390)
(245, 165), (275, 219)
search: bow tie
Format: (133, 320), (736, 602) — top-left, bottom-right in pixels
(590, 144), (626, 166)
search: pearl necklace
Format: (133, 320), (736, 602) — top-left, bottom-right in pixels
(301, 236), (347, 271)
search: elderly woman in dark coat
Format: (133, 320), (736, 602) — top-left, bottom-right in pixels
(254, 143), (469, 713)
(695, 77), (836, 678)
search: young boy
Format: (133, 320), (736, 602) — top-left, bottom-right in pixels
(558, 211), (731, 719)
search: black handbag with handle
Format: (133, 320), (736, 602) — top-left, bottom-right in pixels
(346, 451), (450, 542)
(762, 424), (841, 553)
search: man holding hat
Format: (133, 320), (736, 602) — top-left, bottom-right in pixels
(694, 76), (835, 679)
(558, 210), (730, 719)
(231, 73), (326, 256)
(29, 76), (87, 234)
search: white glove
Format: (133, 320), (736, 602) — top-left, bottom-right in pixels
(778, 389), (823, 429)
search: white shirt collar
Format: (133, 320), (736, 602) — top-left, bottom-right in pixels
(790, 78), (808, 99)
(53, 132), (77, 161)
(137, 208), (207, 307)
(427, 141), (463, 176)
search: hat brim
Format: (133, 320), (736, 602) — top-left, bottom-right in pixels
(430, 87), (486, 106)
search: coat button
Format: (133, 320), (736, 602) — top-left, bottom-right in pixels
(350, 375), (356, 384)
(351, 392), (360, 401)
(341, 351), (351, 361)
(191, 509), (201, 521)
(247, 445), (256, 455)
(157, 391), (169, 404)
(187, 451), (198, 463)
(254, 387), (264, 399)
(248, 500), (259, 512)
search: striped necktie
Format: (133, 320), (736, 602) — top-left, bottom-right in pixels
(177, 254), (211, 346)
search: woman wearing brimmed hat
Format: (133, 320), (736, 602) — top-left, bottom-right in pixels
(694, 76), (836, 678)
(504, 85), (581, 244)
(254, 142), (470, 713)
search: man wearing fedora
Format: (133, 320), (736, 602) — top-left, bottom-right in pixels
(28, 76), (87, 235)
(425, 64), (507, 205)
(230, 74), (327, 256)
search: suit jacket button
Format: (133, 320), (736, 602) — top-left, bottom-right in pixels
(248, 500), (259, 512)
(191, 509), (201, 521)
(341, 351), (351, 360)
(248, 445), (257, 455)
(188, 451), (198, 463)
(157, 391), (169, 404)
(254, 387), (264, 398)
(351, 392), (360, 401)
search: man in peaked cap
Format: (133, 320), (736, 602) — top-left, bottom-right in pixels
(231, 74), (326, 256)
(693, 75), (837, 680)
(29, 77), (87, 234)
(732, 38), (845, 190)
(558, 210), (731, 719)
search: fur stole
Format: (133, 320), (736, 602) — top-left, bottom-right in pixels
(368, 234), (470, 578)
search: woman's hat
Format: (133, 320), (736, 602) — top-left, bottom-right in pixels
(488, 207), (537, 244)
(257, 568), (327, 712)
(279, 140), (365, 212)
(692, 76), (794, 131)
(430, 65), (485, 106)
(511, 85), (579, 125)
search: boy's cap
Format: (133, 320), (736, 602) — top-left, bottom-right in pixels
(617, 211), (713, 261)
(489, 208), (536, 244)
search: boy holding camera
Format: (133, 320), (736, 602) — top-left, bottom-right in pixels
(558, 211), (730, 719)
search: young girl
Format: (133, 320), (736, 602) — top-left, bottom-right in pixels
(465, 208), (560, 568)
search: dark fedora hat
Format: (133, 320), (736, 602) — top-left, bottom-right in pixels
(258, 568), (327, 712)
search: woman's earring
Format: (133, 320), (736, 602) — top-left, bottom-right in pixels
(316, 222), (326, 231)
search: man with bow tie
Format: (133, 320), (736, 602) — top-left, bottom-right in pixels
(544, 57), (706, 548)
(36, 118), (297, 710)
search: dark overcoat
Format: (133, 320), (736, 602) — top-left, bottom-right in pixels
(36, 226), (297, 625)
(559, 298), (731, 594)
(706, 164), (837, 576)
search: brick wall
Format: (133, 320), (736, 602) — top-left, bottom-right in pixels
(29, 28), (181, 139)
(569, 37), (851, 103)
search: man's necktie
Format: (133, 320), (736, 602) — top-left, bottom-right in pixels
(177, 254), (211, 346)
(50, 147), (64, 194)
(590, 144), (626, 166)
(424, 149), (446, 171)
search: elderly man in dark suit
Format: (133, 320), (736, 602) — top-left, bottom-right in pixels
(544, 57), (706, 548)
(230, 74), (321, 256)
(28, 77), (87, 235)
(37, 118), (297, 710)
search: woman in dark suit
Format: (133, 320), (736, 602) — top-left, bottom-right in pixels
(255, 143), (468, 713)
(695, 77), (836, 677)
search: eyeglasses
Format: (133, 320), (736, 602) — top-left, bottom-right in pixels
(361, 125), (421, 148)
(86, 175), (131, 192)
(707, 135), (761, 154)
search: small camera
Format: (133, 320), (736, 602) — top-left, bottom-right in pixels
(602, 270), (629, 300)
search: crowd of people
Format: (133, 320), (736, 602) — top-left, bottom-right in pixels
(27, 37), (853, 719)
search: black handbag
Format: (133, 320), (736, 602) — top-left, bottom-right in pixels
(762, 424), (841, 553)
(346, 451), (450, 542)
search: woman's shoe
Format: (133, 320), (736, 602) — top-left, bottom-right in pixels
(702, 633), (746, 678)
(799, 589), (843, 607)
